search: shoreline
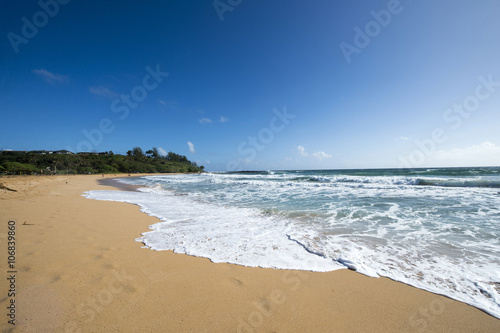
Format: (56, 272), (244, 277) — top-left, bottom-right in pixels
(97, 177), (143, 192)
(0, 174), (499, 332)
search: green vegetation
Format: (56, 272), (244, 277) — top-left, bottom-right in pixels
(0, 147), (204, 175)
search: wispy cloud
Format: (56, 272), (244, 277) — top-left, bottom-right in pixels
(159, 99), (167, 106)
(297, 145), (308, 156)
(88, 85), (120, 99)
(157, 147), (168, 156)
(199, 117), (213, 124)
(429, 142), (500, 167)
(187, 141), (196, 153)
(220, 116), (229, 123)
(311, 151), (332, 160)
(398, 136), (409, 141)
(297, 145), (332, 160)
(32, 69), (69, 84)
(197, 159), (210, 165)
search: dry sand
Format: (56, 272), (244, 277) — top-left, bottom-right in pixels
(0, 174), (499, 332)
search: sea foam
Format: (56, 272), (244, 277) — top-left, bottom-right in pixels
(84, 187), (343, 272)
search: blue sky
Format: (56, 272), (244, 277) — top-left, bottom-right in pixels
(1, 0), (500, 171)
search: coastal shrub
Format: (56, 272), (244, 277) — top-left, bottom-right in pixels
(2, 161), (39, 175)
(99, 164), (119, 173)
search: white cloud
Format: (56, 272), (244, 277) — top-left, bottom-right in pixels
(398, 136), (409, 141)
(311, 151), (333, 160)
(199, 117), (213, 124)
(159, 99), (166, 105)
(297, 145), (308, 156)
(157, 147), (167, 156)
(88, 86), (120, 99)
(297, 145), (332, 160)
(32, 69), (69, 84)
(220, 116), (229, 123)
(429, 142), (500, 167)
(187, 141), (196, 153)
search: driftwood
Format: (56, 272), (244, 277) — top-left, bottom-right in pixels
(0, 183), (17, 192)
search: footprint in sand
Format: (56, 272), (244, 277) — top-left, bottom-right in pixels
(231, 278), (245, 287)
(51, 274), (62, 283)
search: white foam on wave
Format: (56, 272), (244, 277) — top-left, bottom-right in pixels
(288, 225), (500, 318)
(83, 187), (344, 272)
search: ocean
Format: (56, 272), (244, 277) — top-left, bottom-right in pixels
(84, 167), (500, 319)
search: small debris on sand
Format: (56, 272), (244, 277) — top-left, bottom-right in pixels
(0, 183), (17, 192)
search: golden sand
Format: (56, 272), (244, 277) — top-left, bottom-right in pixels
(0, 174), (499, 332)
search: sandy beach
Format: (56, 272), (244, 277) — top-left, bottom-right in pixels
(1, 174), (499, 332)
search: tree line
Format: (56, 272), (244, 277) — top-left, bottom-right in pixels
(0, 147), (204, 175)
